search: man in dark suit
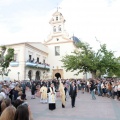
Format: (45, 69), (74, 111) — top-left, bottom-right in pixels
(69, 81), (77, 108)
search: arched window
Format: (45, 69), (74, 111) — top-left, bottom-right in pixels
(35, 71), (40, 80)
(56, 16), (58, 21)
(28, 70), (32, 80)
(53, 26), (56, 32)
(58, 25), (61, 31)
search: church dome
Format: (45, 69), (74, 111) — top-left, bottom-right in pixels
(70, 36), (81, 45)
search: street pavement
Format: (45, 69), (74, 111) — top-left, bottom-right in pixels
(26, 90), (120, 120)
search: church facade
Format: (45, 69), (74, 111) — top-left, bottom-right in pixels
(44, 11), (84, 79)
(0, 11), (87, 81)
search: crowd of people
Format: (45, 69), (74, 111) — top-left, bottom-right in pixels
(0, 78), (120, 119)
(85, 78), (120, 100)
(0, 80), (33, 120)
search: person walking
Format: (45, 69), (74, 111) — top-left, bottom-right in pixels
(31, 82), (36, 99)
(47, 83), (56, 110)
(40, 84), (47, 103)
(90, 80), (96, 100)
(59, 79), (66, 108)
(69, 81), (77, 108)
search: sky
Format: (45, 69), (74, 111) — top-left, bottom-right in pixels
(0, 0), (120, 56)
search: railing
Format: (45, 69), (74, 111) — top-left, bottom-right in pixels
(10, 61), (19, 67)
(25, 61), (50, 70)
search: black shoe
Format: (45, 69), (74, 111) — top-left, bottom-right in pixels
(62, 105), (65, 108)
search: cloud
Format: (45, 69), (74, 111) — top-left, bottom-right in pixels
(59, 0), (120, 56)
(0, 0), (120, 56)
(0, 0), (14, 6)
(0, 0), (21, 6)
(0, 0), (62, 44)
(0, 14), (50, 44)
(0, 1), (51, 44)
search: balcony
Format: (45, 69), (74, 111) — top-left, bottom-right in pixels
(26, 62), (37, 67)
(10, 61), (19, 67)
(26, 61), (50, 70)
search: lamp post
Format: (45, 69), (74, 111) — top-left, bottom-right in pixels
(18, 72), (20, 80)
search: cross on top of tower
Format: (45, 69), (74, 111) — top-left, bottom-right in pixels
(57, 6), (61, 11)
(56, 3), (61, 12)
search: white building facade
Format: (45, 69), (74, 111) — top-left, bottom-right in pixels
(0, 11), (89, 81)
(0, 42), (50, 81)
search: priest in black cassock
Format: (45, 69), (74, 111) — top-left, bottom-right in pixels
(47, 83), (56, 110)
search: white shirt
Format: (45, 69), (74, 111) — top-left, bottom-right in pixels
(101, 83), (104, 89)
(118, 85), (120, 91)
(87, 81), (89, 85)
(0, 92), (6, 99)
(114, 86), (118, 92)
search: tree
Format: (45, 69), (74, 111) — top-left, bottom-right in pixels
(61, 41), (120, 78)
(98, 44), (120, 77)
(0, 46), (14, 80)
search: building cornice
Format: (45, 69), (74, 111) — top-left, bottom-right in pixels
(0, 42), (47, 47)
(0, 42), (48, 55)
(45, 40), (73, 45)
(25, 43), (48, 55)
(45, 35), (72, 44)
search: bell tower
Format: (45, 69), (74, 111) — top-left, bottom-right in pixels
(49, 10), (66, 37)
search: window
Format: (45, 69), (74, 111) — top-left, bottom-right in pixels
(58, 25), (61, 31)
(55, 46), (60, 56)
(43, 57), (46, 64)
(53, 26), (56, 32)
(28, 51), (33, 62)
(29, 55), (32, 62)
(56, 38), (59, 41)
(29, 55), (32, 60)
(37, 57), (39, 62)
(56, 16), (58, 21)
(14, 54), (18, 62)
(43, 59), (45, 64)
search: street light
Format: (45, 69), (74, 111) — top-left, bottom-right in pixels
(18, 72), (20, 80)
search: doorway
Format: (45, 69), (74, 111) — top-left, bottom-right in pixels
(28, 70), (32, 80)
(55, 73), (61, 80)
(35, 71), (40, 80)
(52, 69), (64, 79)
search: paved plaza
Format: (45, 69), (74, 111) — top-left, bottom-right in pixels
(26, 91), (120, 120)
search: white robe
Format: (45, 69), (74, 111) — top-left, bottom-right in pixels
(48, 87), (56, 104)
(40, 86), (47, 103)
